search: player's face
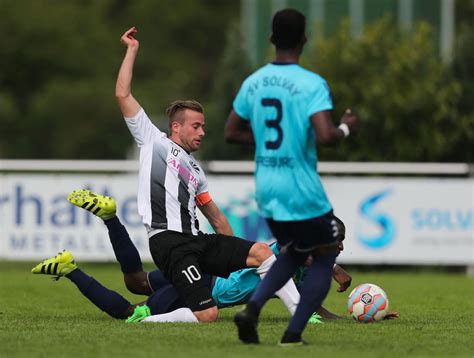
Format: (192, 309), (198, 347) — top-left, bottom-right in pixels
(337, 238), (344, 256)
(176, 109), (205, 152)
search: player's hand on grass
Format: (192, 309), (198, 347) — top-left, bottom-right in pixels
(340, 108), (358, 134)
(383, 311), (400, 320)
(121, 27), (139, 49)
(333, 264), (352, 292)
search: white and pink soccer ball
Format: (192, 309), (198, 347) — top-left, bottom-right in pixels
(347, 283), (389, 322)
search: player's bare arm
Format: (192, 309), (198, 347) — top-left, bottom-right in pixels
(310, 109), (358, 145)
(333, 264), (352, 292)
(224, 110), (255, 144)
(116, 26), (142, 118)
(199, 199), (234, 236)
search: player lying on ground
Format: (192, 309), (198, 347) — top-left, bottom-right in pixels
(31, 190), (351, 323)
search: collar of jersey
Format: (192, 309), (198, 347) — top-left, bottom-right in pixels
(170, 139), (191, 155)
(271, 62), (299, 65)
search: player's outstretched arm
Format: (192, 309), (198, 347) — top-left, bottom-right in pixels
(333, 264), (352, 292)
(199, 199), (234, 236)
(310, 109), (358, 145)
(224, 110), (255, 144)
(116, 26), (142, 118)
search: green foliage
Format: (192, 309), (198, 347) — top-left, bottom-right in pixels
(199, 22), (254, 160)
(451, 0), (474, 162)
(304, 17), (465, 162)
(1, 3), (471, 162)
(0, 0), (238, 159)
(1, 261), (473, 357)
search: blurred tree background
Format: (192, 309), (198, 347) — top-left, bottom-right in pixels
(306, 17), (466, 162)
(0, 0), (238, 159)
(0, 0), (472, 162)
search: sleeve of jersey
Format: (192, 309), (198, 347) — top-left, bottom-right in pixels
(124, 108), (166, 147)
(195, 168), (211, 206)
(232, 81), (250, 121)
(195, 192), (212, 207)
(307, 79), (334, 117)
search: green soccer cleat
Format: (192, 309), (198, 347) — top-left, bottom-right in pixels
(31, 250), (77, 279)
(126, 305), (151, 323)
(67, 189), (116, 220)
(308, 312), (324, 325)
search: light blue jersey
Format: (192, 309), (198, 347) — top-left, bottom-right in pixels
(213, 243), (279, 308)
(233, 63), (333, 221)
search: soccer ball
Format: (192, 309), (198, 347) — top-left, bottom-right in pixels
(347, 283), (389, 322)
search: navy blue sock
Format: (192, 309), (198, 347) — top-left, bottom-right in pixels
(104, 216), (142, 273)
(146, 284), (187, 315)
(147, 269), (171, 291)
(249, 249), (307, 312)
(287, 254), (336, 334)
(66, 269), (131, 319)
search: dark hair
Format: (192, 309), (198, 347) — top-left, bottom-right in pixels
(166, 100), (204, 131)
(270, 8), (306, 49)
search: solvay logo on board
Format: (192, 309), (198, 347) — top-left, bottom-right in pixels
(356, 189), (396, 249)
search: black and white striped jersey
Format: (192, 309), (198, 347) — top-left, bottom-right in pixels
(125, 108), (209, 235)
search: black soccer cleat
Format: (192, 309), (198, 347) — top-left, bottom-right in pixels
(234, 308), (260, 344)
(278, 330), (306, 346)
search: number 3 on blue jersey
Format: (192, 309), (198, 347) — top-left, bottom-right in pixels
(262, 98), (283, 150)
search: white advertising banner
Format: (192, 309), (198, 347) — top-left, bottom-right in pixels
(0, 174), (473, 265)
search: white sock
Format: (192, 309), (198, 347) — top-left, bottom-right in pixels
(256, 255), (276, 277)
(256, 255), (300, 315)
(141, 308), (198, 323)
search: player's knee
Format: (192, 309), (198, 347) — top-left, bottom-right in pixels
(124, 272), (153, 295)
(193, 306), (218, 322)
(249, 242), (272, 265)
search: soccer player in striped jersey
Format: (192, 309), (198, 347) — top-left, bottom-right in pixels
(225, 9), (359, 345)
(114, 27), (301, 323)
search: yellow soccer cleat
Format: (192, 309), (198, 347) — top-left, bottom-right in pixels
(67, 189), (116, 220)
(31, 250), (77, 278)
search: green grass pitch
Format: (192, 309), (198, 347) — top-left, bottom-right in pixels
(1, 261), (473, 357)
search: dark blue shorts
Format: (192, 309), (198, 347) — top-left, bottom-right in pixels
(266, 210), (338, 252)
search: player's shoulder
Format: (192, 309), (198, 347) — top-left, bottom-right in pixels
(240, 64), (271, 85)
(188, 155), (206, 177)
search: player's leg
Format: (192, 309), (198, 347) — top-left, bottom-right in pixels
(31, 250), (134, 319)
(201, 233), (300, 317)
(235, 246), (307, 344)
(278, 214), (339, 345)
(281, 251), (336, 344)
(126, 284), (196, 323)
(67, 189), (159, 295)
(167, 257), (218, 322)
(145, 267), (217, 323)
(234, 219), (317, 344)
(295, 263), (342, 321)
(148, 231), (219, 323)
(245, 241), (301, 315)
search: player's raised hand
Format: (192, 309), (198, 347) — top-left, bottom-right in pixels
(121, 27), (139, 49)
(340, 108), (359, 134)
